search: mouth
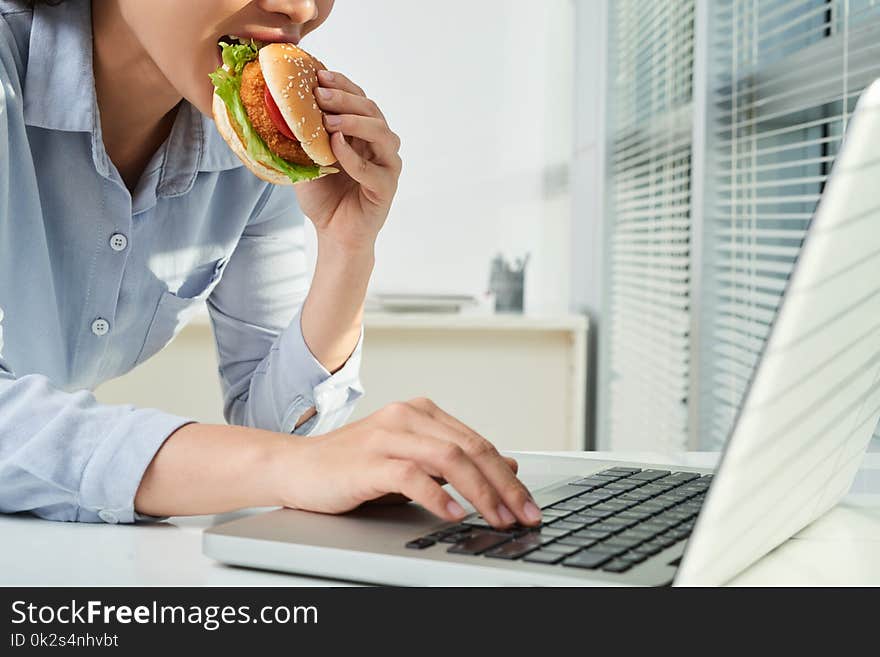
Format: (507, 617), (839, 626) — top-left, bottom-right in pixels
(216, 32), (302, 67)
(215, 35), (262, 66)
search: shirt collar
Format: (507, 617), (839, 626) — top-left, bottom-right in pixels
(23, 0), (242, 188)
(23, 0), (94, 132)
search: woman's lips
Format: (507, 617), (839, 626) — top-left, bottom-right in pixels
(213, 31), (301, 70)
(225, 31), (301, 46)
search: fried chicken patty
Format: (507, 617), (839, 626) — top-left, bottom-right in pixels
(240, 61), (314, 167)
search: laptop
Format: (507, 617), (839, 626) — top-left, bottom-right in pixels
(203, 80), (880, 586)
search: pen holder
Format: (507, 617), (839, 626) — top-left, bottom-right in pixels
(493, 272), (524, 313)
(488, 254), (527, 313)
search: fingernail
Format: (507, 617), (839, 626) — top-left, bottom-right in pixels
(446, 500), (466, 519)
(523, 500), (542, 524)
(496, 504), (516, 525)
(324, 114), (341, 128)
(316, 87), (332, 100)
(318, 69), (335, 82)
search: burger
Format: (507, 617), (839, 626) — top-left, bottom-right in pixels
(210, 38), (339, 185)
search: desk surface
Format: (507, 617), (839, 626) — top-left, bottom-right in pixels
(2, 451), (878, 587)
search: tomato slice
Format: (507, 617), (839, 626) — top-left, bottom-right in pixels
(264, 86), (297, 141)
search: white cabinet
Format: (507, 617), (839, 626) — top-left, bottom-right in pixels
(351, 313), (588, 451)
(95, 312), (588, 451)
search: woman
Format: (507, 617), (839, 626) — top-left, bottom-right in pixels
(0, 0), (541, 529)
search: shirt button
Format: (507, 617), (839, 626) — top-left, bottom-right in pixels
(109, 233), (128, 251)
(98, 509), (119, 524)
(91, 318), (110, 336)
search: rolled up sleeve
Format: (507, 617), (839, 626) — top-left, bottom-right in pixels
(208, 186), (364, 436)
(0, 368), (192, 524)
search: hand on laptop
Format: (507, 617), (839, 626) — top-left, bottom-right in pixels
(274, 397), (542, 529)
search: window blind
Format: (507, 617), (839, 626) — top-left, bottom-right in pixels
(706, 0), (880, 448)
(605, 0), (696, 450)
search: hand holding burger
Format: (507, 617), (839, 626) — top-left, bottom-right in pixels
(211, 39), (402, 254)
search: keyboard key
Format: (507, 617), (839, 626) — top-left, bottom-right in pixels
(589, 522), (628, 535)
(542, 542), (581, 556)
(669, 527), (691, 539)
(638, 520), (671, 533)
(576, 476), (615, 487)
(601, 559), (633, 573)
(617, 510), (652, 522)
(592, 471), (627, 480)
(619, 491), (653, 502)
(551, 500), (589, 512)
(405, 538), (436, 549)
(638, 502), (670, 514)
(655, 534), (680, 548)
(524, 550), (566, 565)
(573, 528), (613, 540)
(618, 550), (648, 564)
(565, 514), (600, 527)
(447, 530), (512, 555)
(556, 535), (599, 548)
(616, 529), (652, 544)
(603, 481), (639, 491)
(484, 535), (543, 560)
(563, 549), (614, 569)
(537, 527), (571, 538)
(541, 507), (571, 518)
(601, 537), (642, 551)
(597, 517), (637, 530)
(529, 526), (568, 539)
(632, 543), (662, 557)
(603, 467), (642, 475)
(668, 472), (701, 482)
(440, 531), (474, 543)
(595, 499), (629, 510)
(590, 541), (628, 557)
(628, 470), (670, 482)
(550, 521), (584, 532)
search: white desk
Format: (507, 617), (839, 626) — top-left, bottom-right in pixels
(2, 451), (878, 586)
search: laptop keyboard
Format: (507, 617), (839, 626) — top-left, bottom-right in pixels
(404, 467), (712, 574)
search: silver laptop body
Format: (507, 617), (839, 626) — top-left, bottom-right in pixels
(203, 80), (880, 586)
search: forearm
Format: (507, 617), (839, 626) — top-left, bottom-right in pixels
(300, 237), (374, 373)
(134, 423), (291, 517)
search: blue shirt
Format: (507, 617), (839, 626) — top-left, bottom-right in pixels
(0, 0), (364, 524)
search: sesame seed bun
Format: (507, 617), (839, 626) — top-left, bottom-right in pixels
(259, 43), (336, 167)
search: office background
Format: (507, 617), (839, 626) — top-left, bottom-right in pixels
(97, 0), (880, 453)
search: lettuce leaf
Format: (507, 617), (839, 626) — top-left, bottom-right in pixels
(210, 41), (323, 184)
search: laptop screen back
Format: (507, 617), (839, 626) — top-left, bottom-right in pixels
(676, 80), (880, 586)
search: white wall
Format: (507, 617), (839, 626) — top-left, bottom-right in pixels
(302, 0), (575, 313)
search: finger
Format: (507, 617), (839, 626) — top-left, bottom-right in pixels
(406, 399), (540, 526)
(316, 87), (384, 120)
(503, 457), (519, 474)
(375, 430), (515, 528)
(379, 458), (466, 522)
(324, 114), (400, 165)
(328, 131), (387, 191)
(317, 69), (366, 98)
